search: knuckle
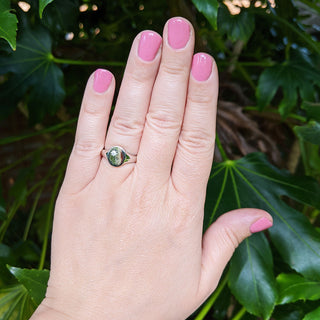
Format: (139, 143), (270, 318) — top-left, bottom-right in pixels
(180, 128), (214, 152)
(128, 66), (154, 85)
(187, 90), (214, 106)
(73, 139), (102, 158)
(84, 103), (105, 115)
(112, 116), (144, 137)
(146, 110), (182, 132)
(160, 62), (189, 78)
(220, 226), (241, 250)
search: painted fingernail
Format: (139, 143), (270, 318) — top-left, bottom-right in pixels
(138, 31), (162, 61)
(168, 18), (190, 49)
(93, 69), (112, 93)
(191, 53), (213, 81)
(250, 217), (273, 233)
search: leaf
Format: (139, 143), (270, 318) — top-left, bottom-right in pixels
(217, 4), (255, 43)
(229, 233), (277, 319)
(0, 25), (65, 123)
(303, 306), (320, 320)
(39, 0), (55, 18)
(302, 102), (320, 122)
(0, 0), (18, 50)
(277, 273), (320, 304)
(256, 51), (320, 118)
(294, 121), (320, 145)
(191, 0), (219, 30)
(8, 266), (49, 305)
(204, 153), (320, 317)
(0, 285), (37, 320)
(0, 183), (6, 220)
(41, 0), (79, 34)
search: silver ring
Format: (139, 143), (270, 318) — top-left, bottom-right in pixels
(101, 146), (137, 167)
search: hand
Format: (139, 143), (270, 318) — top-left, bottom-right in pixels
(31, 17), (272, 320)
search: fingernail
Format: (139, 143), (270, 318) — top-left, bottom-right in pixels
(250, 217), (273, 233)
(191, 53), (213, 81)
(93, 69), (112, 93)
(138, 31), (162, 61)
(168, 18), (190, 49)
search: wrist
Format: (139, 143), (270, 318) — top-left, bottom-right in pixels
(30, 301), (72, 320)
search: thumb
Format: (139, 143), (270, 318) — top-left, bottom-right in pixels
(196, 208), (273, 304)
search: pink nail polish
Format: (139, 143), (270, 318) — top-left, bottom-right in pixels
(250, 217), (273, 233)
(93, 69), (112, 93)
(138, 31), (162, 61)
(191, 53), (213, 81)
(168, 18), (190, 49)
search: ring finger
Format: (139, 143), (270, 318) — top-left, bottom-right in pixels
(99, 30), (162, 175)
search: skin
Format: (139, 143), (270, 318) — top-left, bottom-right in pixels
(30, 17), (272, 320)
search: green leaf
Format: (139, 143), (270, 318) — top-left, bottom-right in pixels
(41, 0), (79, 34)
(191, 0), (219, 30)
(217, 4), (255, 43)
(0, 25), (65, 123)
(303, 306), (320, 320)
(39, 0), (55, 18)
(0, 0), (18, 50)
(256, 52), (320, 118)
(302, 102), (320, 122)
(204, 153), (320, 317)
(294, 121), (320, 145)
(229, 233), (277, 319)
(277, 273), (320, 304)
(0, 285), (37, 320)
(8, 266), (49, 305)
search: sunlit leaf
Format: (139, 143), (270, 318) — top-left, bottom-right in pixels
(256, 51), (320, 118)
(0, 285), (36, 320)
(294, 121), (320, 145)
(217, 4), (255, 43)
(0, 0), (18, 50)
(0, 25), (65, 123)
(191, 0), (219, 30)
(204, 153), (320, 318)
(277, 273), (320, 304)
(8, 266), (49, 306)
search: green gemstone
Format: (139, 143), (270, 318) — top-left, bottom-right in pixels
(107, 146), (126, 167)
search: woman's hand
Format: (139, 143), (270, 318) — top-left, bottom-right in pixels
(31, 17), (272, 320)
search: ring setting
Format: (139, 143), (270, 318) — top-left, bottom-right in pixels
(101, 146), (137, 167)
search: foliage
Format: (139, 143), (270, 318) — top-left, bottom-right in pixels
(0, 0), (320, 319)
(0, 0), (18, 51)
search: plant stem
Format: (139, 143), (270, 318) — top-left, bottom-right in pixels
(216, 134), (228, 161)
(231, 307), (246, 320)
(0, 119), (77, 145)
(194, 272), (229, 320)
(255, 10), (320, 55)
(298, 0), (320, 14)
(51, 56), (125, 67)
(38, 170), (64, 270)
(23, 189), (43, 241)
(244, 106), (307, 123)
(0, 203), (20, 242)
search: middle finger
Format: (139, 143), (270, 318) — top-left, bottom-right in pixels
(137, 17), (195, 182)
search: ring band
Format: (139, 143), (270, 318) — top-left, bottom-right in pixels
(101, 146), (137, 167)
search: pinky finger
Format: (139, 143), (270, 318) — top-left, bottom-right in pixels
(61, 69), (115, 194)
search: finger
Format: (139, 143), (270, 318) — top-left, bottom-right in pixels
(137, 17), (195, 182)
(99, 31), (162, 174)
(61, 69), (114, 194)
(171, 53), (218, 197)
(196, 209), (273, 304)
